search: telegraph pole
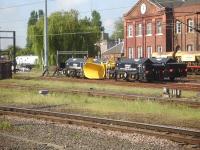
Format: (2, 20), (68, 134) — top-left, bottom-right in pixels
(42, 0), (49, 76)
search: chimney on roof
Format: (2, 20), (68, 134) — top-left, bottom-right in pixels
(118, 38), (121, 44)
(101, 31), (104, 41)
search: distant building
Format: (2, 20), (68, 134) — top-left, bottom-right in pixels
(99, 32), (119, 58)
(16, 55), (39, 66)
(124, 0), (200, 59)
(102, 41), (124, 60)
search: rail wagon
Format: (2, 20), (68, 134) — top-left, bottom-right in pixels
(63, 57), (187, 82)
(65, 58), (85, 78)
(113, 58), (137, 81)
(136, 58), (154, 82)
(150, 58), (187, 81)
(114, 58), (154, 82)
(152, 51), (200, 75)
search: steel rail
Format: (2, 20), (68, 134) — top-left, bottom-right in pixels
(13, 76), (200, 91)
(0, 106), (199, 146)
(0, 83), (199, 108)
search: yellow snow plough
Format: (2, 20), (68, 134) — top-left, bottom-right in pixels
(83, 62), (106, 79)
(83, 57), (116, 79)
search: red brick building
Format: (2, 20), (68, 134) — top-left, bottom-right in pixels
(124, 0), (200, 59)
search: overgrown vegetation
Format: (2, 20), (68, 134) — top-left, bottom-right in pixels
(0, 88), (199, 125)
(0, 120), (12, 130)
(1, 72), (199, 129)
(7, 76), (198, 98)
(27, 9), (104, 65)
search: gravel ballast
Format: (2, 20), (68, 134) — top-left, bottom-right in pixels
(0, 116), (184, 150)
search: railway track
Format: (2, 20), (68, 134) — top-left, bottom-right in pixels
(0, 106), (199, 148)
(0, 83), (200, 108)
(13, 76), (200, 91)
(44, 77), (200, 91)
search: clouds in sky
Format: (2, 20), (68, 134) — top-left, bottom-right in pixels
(55, 0), (90, 9)
(104, 19), (115, 32)
(0, 0), (134, 48)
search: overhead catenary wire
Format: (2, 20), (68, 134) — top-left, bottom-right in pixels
(0, 0), (198, 24)
(1, 0), (199, 37)
(0, 5), (133, 24)
(0, 1), (44, 10)
(12, 20), (198, 38)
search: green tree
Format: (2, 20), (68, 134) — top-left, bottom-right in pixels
(28, 11), (38, 26)
(27, 9), (104, 65)
(4, 45), (22, 60)
(26, 10), (44, 50)
(111, 17), (124, 40)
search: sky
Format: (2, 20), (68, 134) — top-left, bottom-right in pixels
(0, 0), (137, 49)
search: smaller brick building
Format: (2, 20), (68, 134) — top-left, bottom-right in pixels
(124, 0), (200, 59)
(102, 41), (124, 61)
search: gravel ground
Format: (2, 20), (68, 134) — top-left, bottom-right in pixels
(0, 115), (186, 150)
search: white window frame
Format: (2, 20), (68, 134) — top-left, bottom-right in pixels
(176, 21), (181, 34)
(146, 22), (152, 36)
(147, 46), (152, 58)
(157, 45), (162, 53)
(187, 44), (193, 52)
(156, 21), (162, 35)
(128, 47), (134, 59)
(137, 46), (143, 58)
(188, 19), (194, 33)
(127, 25), (133, 37)
(136, 23), (142, 37)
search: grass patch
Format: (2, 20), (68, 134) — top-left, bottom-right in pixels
(2, 78), (198, 99)
(0, 120), (12, 130)
(0, 88), (199, 123)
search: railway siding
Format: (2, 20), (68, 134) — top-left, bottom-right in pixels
(0, 83), (199, 108)
(0, 106), (199, 147)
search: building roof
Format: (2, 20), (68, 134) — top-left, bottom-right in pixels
(102, 42), (124, 55)
(150, 0), (200, 8)
(124, 0), (200, 18)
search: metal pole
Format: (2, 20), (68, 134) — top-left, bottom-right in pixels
(44, 0), (48, 74)
(0, 33), (1, 51)
(13, 31), (16, 74)
(0, 27), (1, 51)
